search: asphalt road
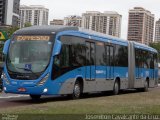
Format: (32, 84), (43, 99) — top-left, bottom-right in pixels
(0, 92), (30, 109)
(0, 92), (64, 109)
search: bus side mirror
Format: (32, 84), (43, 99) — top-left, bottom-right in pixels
(3, 39), (10, 55)
(53, 40), (61, 56)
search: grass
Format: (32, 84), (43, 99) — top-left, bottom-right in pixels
(0, 88), (160, 119)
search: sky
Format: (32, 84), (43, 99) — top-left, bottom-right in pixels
(20, 0), (160, 39)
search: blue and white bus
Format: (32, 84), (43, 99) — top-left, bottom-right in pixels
(1, 26), (158, 99)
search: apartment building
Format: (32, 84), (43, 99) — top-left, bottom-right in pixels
(50, 19), (64, 25)
(82, 11), (122, 37)
(19, 5), (49, 28)
(127, 7), (154, 45)
(154, 19), (160, 43)
(0, 0), (20, 26)
(64, 15), (82, 27)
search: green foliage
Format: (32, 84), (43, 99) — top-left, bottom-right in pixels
(149, 42), (160, 51)
(6, 26), (20, 39)
(24, 22), (32, 27)
(149, 42), (160, 61)
(0, 26), (19, 63)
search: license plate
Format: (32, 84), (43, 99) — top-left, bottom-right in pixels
(18, 88), (26, 92)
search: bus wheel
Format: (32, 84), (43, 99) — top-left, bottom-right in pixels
(72, 81), (81, 99)
(30, 94), (41, 100)
(113, 80), (119, 95)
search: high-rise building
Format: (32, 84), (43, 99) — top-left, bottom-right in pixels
(0, 0), (20, 26)
(50, 19), (64, 25)
(64, 15), (82, 27)
(127, 7), (154, 45)
(82, 11), (122, 37)
(154, 19), (160, 43)
(19, 5), (49, 28)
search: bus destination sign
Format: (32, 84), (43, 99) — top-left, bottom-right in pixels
(16, 36), (50, 41)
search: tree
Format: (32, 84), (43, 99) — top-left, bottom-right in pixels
(6, 26), (20, 39)
(149, 42), (160, 62)
(24, 22), (32, 27)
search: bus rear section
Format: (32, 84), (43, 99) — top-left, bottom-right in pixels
(128, 41), (158, 90)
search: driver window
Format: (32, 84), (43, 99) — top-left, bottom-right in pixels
(54, 55), (60, 67)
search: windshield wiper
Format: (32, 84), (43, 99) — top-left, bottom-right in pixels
(15, 67), (39, 78)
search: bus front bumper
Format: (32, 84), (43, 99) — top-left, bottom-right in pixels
(3, 83), (61, 95)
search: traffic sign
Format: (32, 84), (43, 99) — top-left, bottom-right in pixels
(0, 32), (5, 40)
(0, 31), (8, 41)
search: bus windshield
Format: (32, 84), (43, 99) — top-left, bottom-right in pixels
(7, 35), (53, 74)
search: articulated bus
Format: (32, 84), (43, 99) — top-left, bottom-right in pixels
(1, 26), (158, 99)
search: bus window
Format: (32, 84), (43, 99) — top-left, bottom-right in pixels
(52, 35), (86, 80)
(135, 49), (143, 68)
(96, 42), (105, 66)
(60, 45), (70, 68)
(52, 44), (70, 79)
(86, 42), (90, 66)
(58, 44), (71, 77)
(71, 43), (86, 67)
(142, 50), (149, 69)
(154, 53), (158, 68)
(54, 55), (60, 68)
(90, 42), (95, 65)
(150, 53), (154, 69)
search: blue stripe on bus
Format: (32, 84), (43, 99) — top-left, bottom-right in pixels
(135, 68), (158, 79)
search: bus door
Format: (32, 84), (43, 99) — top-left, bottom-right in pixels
(86, 42), (96, 81)
(106, 45), (114, 80)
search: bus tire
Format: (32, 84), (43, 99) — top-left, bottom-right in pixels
(113, 80), (119, 95)
(72, 80), (82, 99)
(30, 94), (41, 100)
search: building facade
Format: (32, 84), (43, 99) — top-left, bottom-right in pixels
(19, 5), (49, 28)
(0, 0), (20, 26)
(127, 7), (154, 45)
(82, 11), (122, 37)
(64, 15), (82, 27)
(50, 19), (64, 25)
(154, 19), (160, 43)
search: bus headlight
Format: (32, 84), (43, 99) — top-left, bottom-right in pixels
(37, 73), (49, 86)
(1, 72), (10, 85)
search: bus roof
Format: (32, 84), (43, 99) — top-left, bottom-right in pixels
(133, 41), (157, 53)
(14, 25), (128, 46)
(14, 25), (79, 35)
(14, 25), (125, 42)
(14, 25), (157, 53)
(78, 27), (128, 46)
